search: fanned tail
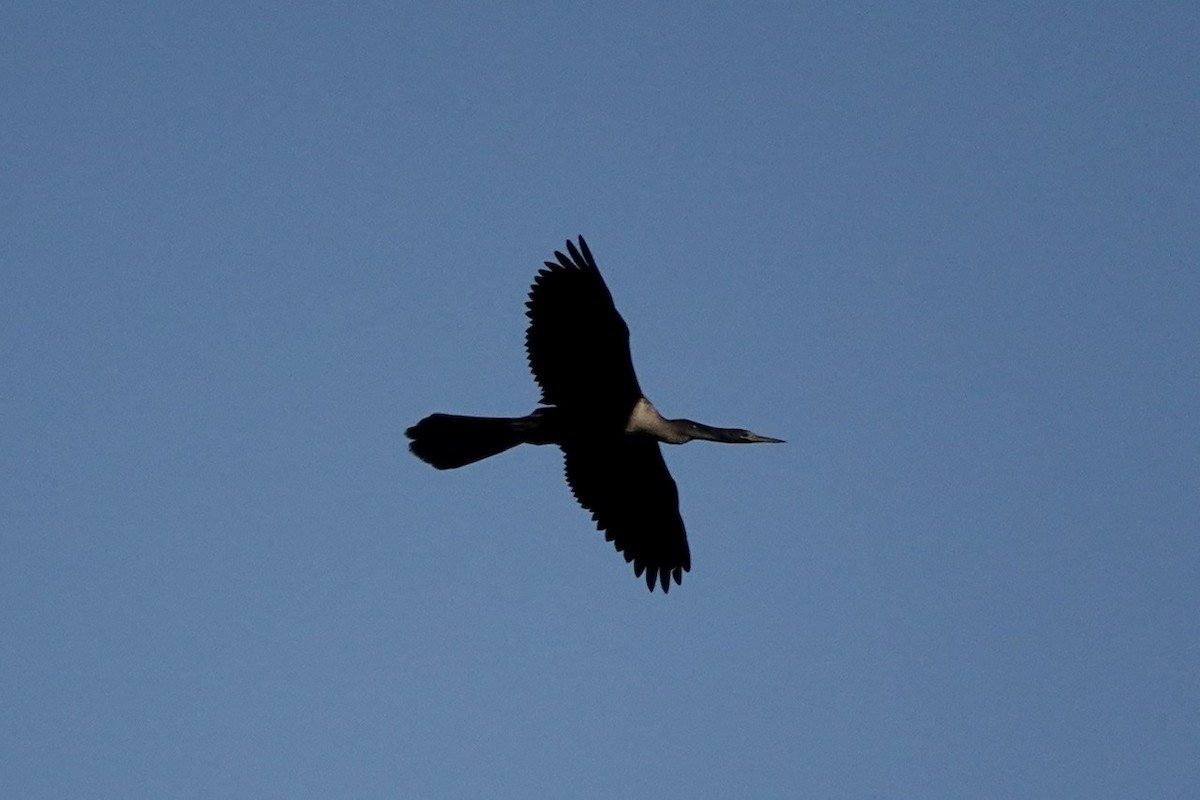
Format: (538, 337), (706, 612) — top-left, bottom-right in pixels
(406, 413), (534, 470)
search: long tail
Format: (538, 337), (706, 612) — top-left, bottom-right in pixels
(406, 413), (539, 470)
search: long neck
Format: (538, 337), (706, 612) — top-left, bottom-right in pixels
(626, 398), (690, 444)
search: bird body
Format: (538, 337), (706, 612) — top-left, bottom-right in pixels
(407, 237), (782, 591)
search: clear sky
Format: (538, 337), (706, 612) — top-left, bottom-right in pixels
(2, 2), (1197, 797)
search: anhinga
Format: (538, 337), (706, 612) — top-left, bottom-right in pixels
(406, 237), (783, 591)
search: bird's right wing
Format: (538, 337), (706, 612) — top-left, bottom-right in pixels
(561, 436), (691, 592)
(525, 237), (643, 418)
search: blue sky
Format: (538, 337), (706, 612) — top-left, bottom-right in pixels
(2, 2), (1197, 797)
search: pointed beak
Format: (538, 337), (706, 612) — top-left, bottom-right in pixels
(745, 433), (785, 444)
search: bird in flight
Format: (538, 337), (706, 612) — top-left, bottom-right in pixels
(406, 237), (783, 592)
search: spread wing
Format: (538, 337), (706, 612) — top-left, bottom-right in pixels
(525, 237), (643, 420)
(561, 436), (691, 592)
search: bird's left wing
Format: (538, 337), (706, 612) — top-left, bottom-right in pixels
(525, 237), (643, 420)
(561, 436), (691, 592)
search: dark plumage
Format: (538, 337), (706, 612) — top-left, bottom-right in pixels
(406, 237), (782, 592)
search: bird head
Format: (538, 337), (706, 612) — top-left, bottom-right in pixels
(671, 419), (785, 445)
